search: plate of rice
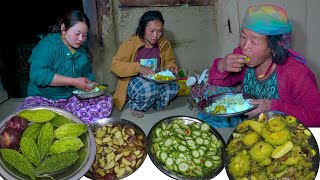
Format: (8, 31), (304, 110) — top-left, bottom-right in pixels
(141, 69), (177, 83)
(196, 92), (257, 117)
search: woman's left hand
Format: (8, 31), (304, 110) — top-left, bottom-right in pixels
(245, 99), (271, 117)
(169, 66), (178, 75)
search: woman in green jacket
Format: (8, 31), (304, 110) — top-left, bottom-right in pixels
(111, 10), (179, 118)
(18, 10), (113, 124)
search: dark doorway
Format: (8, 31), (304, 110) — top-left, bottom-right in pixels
(0, 0), (83, 98)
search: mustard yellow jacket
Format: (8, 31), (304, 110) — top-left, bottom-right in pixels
(111, 35), (177, 111)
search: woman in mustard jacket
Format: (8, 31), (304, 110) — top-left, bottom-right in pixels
(111, 10), (179, 118)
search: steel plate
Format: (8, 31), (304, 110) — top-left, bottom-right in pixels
(197, 92), (258, 117)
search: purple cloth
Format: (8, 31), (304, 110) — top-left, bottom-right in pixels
(17, 95), (113, 124)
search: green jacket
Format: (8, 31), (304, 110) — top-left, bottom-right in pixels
(111, 35), (177, 111)
(28, 33), (95, 99)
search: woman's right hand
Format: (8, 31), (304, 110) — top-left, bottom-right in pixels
(139, 66), (155, 76)
(73, 77), (94, 91)
(218, 54), (247, 73)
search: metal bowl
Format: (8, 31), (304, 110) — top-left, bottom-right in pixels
(0, 106), (96, 180)
(197, 92), (258, 117)
(86, 118), (147, 179)
(225, 111), (320, 180)
(147, 116), (226, 180)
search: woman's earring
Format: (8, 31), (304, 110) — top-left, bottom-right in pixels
(62, 34), (65, 39)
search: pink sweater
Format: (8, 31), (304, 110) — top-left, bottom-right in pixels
(209, 47), (320, 127)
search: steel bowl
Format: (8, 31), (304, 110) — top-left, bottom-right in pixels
(86, 118), (147, 179)
(197, 92), (258, 117)
(0, 106), (96, 180)
(147, 116), (226, 180)
(225, 111), (320, 180)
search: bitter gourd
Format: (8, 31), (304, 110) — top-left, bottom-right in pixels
(18, 109), (56, 122)
(37, 122), (54, 160)
(22, 122), (43, 141)
(48, 137), (84, 155)
(50, 113), (74, 127)
(20, 136), (41, 167)
(35, 151), (79, 176)
(0, 148), (35, 180)
(54, 123), (87, 139)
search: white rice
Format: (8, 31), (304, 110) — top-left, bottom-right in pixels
(204, 93), (253, 114)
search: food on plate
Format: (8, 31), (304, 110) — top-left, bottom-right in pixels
(150, 118), (223, 178)
(0, 116), (29, 150)
(0, 109), (88, 179)
(73, 84), (107, 94)
(144, 69), (175, 81)
(244, 56), (251, 63)
(227, 112), (317, 180)
(204, 93), (253, 114)
(89, 123), (146, 179)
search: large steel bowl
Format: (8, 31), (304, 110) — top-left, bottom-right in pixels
(225, 111), (320, 180)
(147, 116), (226, 180)
(86, 118), (147, 180)
(0, 106), (96, 180)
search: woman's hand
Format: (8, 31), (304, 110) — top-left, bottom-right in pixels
(245, 99), (271, 117)
(73, 77), (95, 91)
(139, 66), (155, 76)
(169, 66), (178, 75)
(218, 54), (246, 73)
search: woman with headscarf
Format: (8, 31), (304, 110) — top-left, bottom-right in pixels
(111, 10), (179, 118)
(208, 4), (320, 127)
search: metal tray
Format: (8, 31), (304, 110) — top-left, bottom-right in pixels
(141, 74), (177, 84)
(147, 116), (226, 180)
(0, 106), (96, 180)
(86, 118), (147, 180)
(224, 111), (320, 180)
(73, 89), (107, 99)
(197, 92), (258, 117)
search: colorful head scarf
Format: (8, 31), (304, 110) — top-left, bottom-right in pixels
(243, 4), (292, 35)
(243, 4), (306, 64)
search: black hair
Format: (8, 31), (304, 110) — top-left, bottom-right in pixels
(135, 10), (164, 39)
(51, 10), (90, 33)
(267, 35), (288, 65)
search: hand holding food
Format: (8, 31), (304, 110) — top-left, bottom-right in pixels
(218, 53), (246, 73)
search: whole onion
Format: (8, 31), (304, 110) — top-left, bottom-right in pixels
(5, 116), (28, 132)
(0, 127), (22, 150)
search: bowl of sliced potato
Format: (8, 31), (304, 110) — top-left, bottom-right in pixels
(0, 106), (96, 180)
(225, 111), (319, 180)
(147, 116), (225, 180)
(86, 118), (147, 180)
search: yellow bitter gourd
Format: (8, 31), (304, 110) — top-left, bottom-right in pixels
(48, 137), (84, 155)
(0, 149), (35, 180)
(37, 122), (54, 160)
(35, 151), (79, 176)
(18, 109), (56, 122)
(20, 136), (41, 167)
(22, 123), (43, 141)
(54, 123), (87, 139)
(50, 113), (74, 127)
